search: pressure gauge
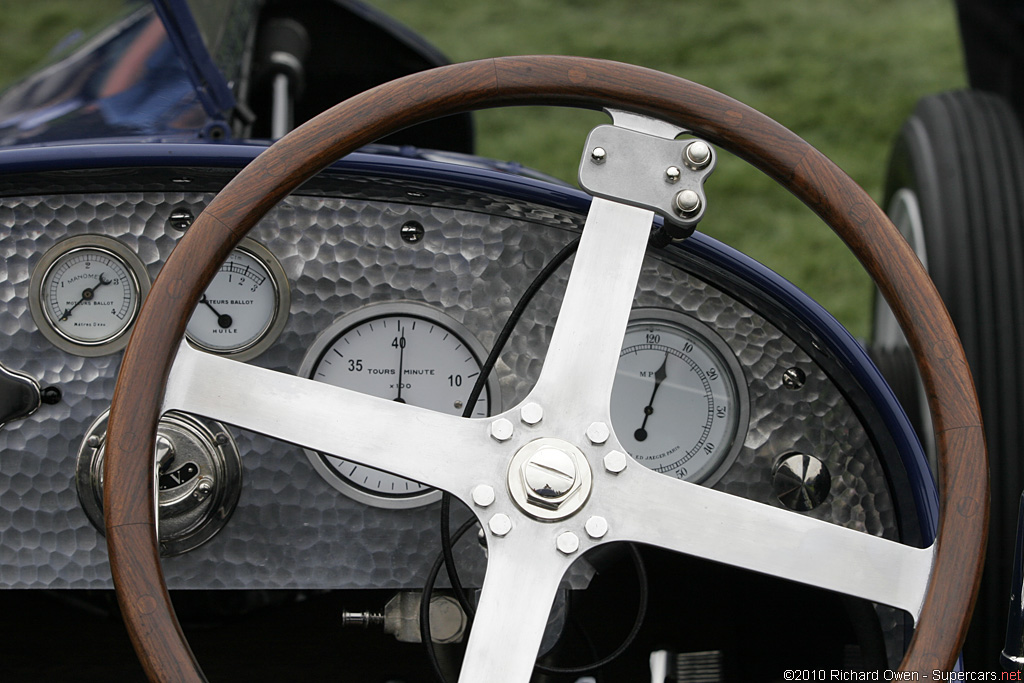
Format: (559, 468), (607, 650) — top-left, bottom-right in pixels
(298, 302), (500, 508)
(611, 309), (748, 485)
(185, 239), (289, 361)
(30, 236), (151, 356)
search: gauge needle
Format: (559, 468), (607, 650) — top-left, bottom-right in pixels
(60, 273), (111, 321)
(200, 294), (233, 329)
(634, 352), (669, 442)
(395, 325), (407, 404)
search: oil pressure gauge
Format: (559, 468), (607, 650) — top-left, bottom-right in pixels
(611, 309), (748, 485)
(185, 239), (289, 361)
(298, 302), (500, 508)
(30, 235), (151, 356)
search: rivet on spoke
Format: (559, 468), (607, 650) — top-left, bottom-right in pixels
(665, 166), (681, 183)
(490, 417), (514, 442)
(520, 402), (543, 426)
(684, 140), (712, 170)
(604, 450), (627, 474)
(488, 513), (512, 537)
(556, 531), (580, 555)
(674, 189), (701, 216)
(585, 516), (608, 539)
(586, 422), (610, 445)
(591, 147), (607, 164)
(472, 484), (496, 508)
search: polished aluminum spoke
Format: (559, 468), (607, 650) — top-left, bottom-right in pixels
(458, 528), (574, 683)
(161, 341), (496, 497)
(528, 198), (654, 415)
(596, 464), (934, 619)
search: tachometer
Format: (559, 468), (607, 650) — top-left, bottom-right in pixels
(611, 309), (748, 485)
(298, 302), (500, 508)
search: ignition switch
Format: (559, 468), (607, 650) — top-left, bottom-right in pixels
(76, 409), (242, 555)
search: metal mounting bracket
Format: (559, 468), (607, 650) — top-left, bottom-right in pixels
(578, 110), (716, 238)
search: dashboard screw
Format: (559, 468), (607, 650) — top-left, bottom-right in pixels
(400, 220), (424, 244)
(40, 386), (62, 405)
(586, 421), (610, 445)
(168, 208), (194, 232)
(556, 531), (580, 554)
(782, 367), (806, 390)
(490, 418), (514, 442)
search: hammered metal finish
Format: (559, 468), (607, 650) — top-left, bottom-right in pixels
(0, 181), (897, 593)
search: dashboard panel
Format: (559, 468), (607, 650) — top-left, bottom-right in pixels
(0, 156), (916, 592)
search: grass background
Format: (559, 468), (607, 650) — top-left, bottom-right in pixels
(0, 0), (967, 337)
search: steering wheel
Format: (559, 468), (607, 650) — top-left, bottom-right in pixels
(103, 56), (987, 681)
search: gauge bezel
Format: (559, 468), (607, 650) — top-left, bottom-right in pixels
(298, 301), (502, 509)
(29, 235), (151, 356)
(185, 238), (290, 361)
(619, 307), (750, 486)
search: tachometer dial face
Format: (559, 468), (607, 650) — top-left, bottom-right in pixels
(298, 302), (500, 508)
(30, 236), (150, 356)
(611, 309), (748, 485)
(186, 239), (289, 361)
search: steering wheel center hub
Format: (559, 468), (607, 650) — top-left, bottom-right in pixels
(508, 437), (592, 520)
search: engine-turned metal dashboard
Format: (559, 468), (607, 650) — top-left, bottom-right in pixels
(0, 149), (927, 601)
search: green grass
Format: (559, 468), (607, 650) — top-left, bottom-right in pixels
(0, 0), (966, 336)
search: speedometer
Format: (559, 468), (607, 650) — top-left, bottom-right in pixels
(611, 309), (748, 485)
(298, 302), (500, 508)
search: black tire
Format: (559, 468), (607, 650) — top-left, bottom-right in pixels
(871, 89), (1024, 669)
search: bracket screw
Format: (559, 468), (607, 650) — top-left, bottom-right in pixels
(684, 140), (712, 170)
(604, 450), (627, 474)
(472, 484), (496, 508)
(556, 531), (580, 554)
(489, 513), (512, 537)
(490, 418), (514, 442)
(520, 402), (543, 425)
(586, 422), (610, 445)
(675, 189), (702, 216)
(591, 147), (607, 164)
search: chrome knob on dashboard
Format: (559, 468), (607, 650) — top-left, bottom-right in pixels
(75, 410), (242, 555)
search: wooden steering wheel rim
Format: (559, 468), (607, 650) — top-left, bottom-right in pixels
(103, 56), (988, 681)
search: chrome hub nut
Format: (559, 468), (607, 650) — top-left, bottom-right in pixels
(507, 438), (593, 520)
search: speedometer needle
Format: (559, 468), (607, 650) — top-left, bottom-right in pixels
(200, 294), (233, 329)
(60, 273), (111, 321)
(634, 352), (669, 442)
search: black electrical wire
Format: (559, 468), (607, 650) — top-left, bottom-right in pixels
(421, 516), (478, 683)
(441, 234), (582, 617)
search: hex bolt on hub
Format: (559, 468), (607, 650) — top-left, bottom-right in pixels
(520, 402), (543, 425)
(603, 450), (627, 474)
(490, 417), (513, 442)
(472, 484), (495, 508)
(586, 422), (610, 445)
(556, 531), (580, 555)
(488, 513), (512, 537)
(585, 516), (609, 539)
